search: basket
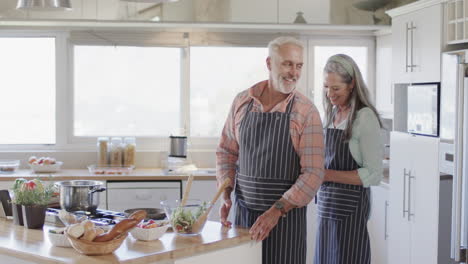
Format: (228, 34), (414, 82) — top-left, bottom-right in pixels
(65, 232), (128, 256)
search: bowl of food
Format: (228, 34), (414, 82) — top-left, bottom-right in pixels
(0, 159), (20, 174)
(130, 219), (169, 241)
(28, 156), (63, 173)
(48, 228), (72, 248)
(160, 199), (210, 236)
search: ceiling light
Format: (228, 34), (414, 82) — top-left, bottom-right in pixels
(16, 0), (72, 11)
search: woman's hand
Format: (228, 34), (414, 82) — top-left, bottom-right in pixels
(249, 207), (281, 241)
(220, 187), (233, 227)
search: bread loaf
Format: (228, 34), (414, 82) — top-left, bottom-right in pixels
(93, 219), (138, 242)
(67, 223), (85, 239)
(128, 210), (147, 223)
(80, 220), (97, 241)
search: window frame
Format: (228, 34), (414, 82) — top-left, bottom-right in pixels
(0, 30), (68, 151)
(307, 37), (376, 111)
(0, 31), (375, 153)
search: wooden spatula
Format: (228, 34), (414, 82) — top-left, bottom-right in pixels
(180, 174), (194, 207)
(191, 178), (231, 233)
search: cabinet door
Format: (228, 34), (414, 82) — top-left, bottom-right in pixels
(410, 4), (442, 83)
(409, 135), (439, 264)
(388, 132), (411, 264)
(376, 33), (393, 117)
(368, 185), (389, 264)
(392, 15), (412, 84)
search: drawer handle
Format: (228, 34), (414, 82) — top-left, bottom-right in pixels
(136, 193), (152, 200)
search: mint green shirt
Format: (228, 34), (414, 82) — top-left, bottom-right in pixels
(327, 107), (384, 187)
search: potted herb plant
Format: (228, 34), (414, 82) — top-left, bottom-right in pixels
(12, 178), (54, 229)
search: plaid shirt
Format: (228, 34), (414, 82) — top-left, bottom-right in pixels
(216, 80), (324, 207)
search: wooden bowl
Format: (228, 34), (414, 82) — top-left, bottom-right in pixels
(65, 232), (127, 256)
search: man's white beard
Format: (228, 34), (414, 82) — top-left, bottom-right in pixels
(272, 70), (297, 94)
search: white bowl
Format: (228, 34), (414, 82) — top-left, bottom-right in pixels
(48, 231), (72, 248)
(130, 224), (169, 241)
(30, 161), (63, 173)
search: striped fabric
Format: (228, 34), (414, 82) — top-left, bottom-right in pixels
(235, 97), (307, 264)
(217, 80), (324, 207)
(314, 128), (371, 264)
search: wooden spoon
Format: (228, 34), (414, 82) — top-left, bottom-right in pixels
(191, 178), (231, 233)
(180, 174), (194, 206)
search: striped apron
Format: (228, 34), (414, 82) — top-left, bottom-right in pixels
(314, 127), (371, 264)
(234, 98), (307, 264)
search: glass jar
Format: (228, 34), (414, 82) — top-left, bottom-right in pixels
(123, 137), (136, 167)
(109, 137), (123, 166)
(97, 137), (109, 167)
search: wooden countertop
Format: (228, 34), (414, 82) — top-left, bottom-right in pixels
(0, 169), (216, 181)
(0, 219), (253, 264)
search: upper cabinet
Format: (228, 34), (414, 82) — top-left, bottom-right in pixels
(375, 30), (393, 118)
(446, 0), (468, 44)
(387, 0), (443, 84)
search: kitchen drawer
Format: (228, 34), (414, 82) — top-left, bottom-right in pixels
(106, 181), (182, 212)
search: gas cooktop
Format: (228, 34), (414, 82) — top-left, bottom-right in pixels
(45, 208), (127, 227)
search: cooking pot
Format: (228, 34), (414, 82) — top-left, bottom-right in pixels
(169, 136), (187, 158)
(55, 180), (106, 213)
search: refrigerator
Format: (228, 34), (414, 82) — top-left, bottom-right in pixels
(441, 50), (468, 263)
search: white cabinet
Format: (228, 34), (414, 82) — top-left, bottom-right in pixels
(375, 32), (393, 118)
(388, 2), (442, 84)
(368, 184), (389, 264)
(388, 132), (440, 264)
(106, 181), (181, 212)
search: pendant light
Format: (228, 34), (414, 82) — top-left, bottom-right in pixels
(16, 0), (72, 11)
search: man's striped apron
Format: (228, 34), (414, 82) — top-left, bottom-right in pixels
(314, 127), (371, 264)
(234, 97), (307, 264)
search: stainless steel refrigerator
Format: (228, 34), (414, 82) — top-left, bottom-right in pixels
(441, 50), (468, 263)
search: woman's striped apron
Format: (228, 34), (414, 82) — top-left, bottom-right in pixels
(314, 127), (371, 264)
(234, 97), (307, 264)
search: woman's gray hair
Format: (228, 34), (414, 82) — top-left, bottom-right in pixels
(323, 54), (383, 140)
(268, 36), (304, 59)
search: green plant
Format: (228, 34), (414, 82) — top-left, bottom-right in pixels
(12, 178), (54, 206)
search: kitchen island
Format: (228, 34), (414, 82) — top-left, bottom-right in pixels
(0, 219), (260, 264)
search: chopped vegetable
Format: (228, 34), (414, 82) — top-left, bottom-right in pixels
(170, 202), (208, 234)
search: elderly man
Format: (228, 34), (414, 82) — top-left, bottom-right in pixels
(216, 36), (324, 264)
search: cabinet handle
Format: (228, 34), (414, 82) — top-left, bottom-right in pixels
(405, 22), (410, 72)
(384, 200), (389, 240)
(403, 168), (408, 217)
(410, 21), (417, 71)
(408, 170), (415, 221)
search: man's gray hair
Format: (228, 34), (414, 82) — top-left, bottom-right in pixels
(268, 36), (304, 58)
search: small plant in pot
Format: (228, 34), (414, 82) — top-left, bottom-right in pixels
(11, 178), (54, 229)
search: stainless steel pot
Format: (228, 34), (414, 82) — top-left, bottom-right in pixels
(169, 136), (187, 158)
(55, 180), (106, 213)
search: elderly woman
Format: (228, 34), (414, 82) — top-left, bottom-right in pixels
(314, 54), (383, 264)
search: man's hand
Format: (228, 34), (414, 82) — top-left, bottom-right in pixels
(220, 187), (233, 227)
(249, 207), (282, 241)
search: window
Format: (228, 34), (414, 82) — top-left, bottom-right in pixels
(73, 46), (182, 137)
(190, 47), (268, 137)
(313, 45), (369, 118)
(0, 37), (56, 144)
